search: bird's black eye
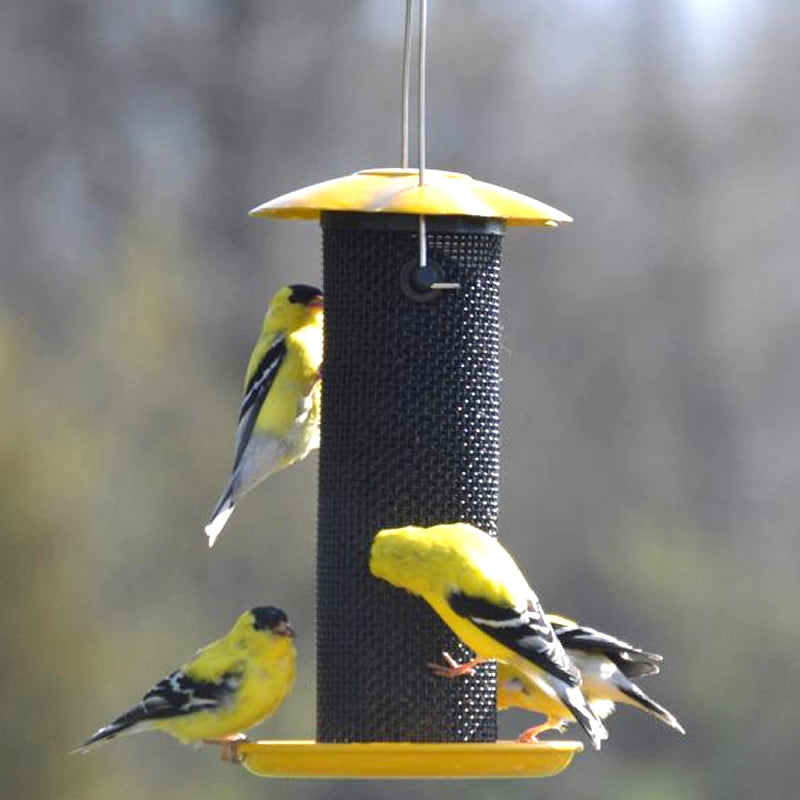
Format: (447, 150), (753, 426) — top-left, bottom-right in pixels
(288, 284), (323, 306)
(250, 606), (289, 631)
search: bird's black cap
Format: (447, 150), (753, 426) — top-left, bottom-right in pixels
(250, 606), (290, 631)
(288, 284), (323, 306)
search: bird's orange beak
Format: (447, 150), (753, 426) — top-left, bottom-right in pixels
(309, 296), (324, 311)
(275, 621), (295, 638)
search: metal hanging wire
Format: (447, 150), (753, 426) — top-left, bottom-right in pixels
(417, 0), (427, 269)
(401, 0), (459, 290)
(417, 0), (427, 189)
(401, 0), (413, 168)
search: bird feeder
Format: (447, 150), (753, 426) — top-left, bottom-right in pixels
(227, 1), (580, 779)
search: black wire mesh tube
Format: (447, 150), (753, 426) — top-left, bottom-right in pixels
(317, 212), (504, 742)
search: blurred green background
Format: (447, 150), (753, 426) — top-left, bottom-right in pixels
(2, 1), (798, 798)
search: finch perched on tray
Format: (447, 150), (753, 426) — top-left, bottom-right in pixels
(369, 522), (608, 750)
(76, 606), (296, 754)
(497, 614), (685, 741)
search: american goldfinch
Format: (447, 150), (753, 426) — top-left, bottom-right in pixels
(497, 615), (685, 740)
(76, 606), (296, 753)
(369, 523), (608, 750)
(205, 284), (323, 546)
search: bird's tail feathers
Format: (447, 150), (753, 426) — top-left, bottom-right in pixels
(205, 485), (236, 548)
(615, 650), (662, 679)
(560, 684), (609, 751)
(618, 681), (686, 734)
(72, 708), (150, 754)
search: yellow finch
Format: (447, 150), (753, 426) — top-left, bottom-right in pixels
(497, 615), (685, 740)
(205, 284), (323, 546)
(76, 606), (296, 752)
(369, 523), (608, 750)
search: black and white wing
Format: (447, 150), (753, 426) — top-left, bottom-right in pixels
(138, 668), (243, 719)
(447, 592), (580, 686)
(76, 668), (243, 752)
(204, 334), (288, 546)
(446, 592), (610, 749)
(554, 624), (663, 678)
(233, 334), (287, 471)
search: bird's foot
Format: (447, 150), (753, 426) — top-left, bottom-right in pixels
(516, 719), (562, 744)
(204, 733), (248, 764)
(427, 651), (482, 678)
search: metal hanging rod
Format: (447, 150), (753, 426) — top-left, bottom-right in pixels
(400, 0), (459, 291)
(418, 0), (427, 189)
(417, 0), (428, 271)
(401, 0), (413, 168)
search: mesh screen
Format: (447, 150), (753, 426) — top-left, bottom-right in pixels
(317, 212), (504, 742)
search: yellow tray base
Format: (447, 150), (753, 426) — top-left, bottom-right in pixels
(232, 739), (582, 779)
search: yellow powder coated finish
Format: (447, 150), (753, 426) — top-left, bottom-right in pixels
(235, 739), (582, 779)
(249, 168), (572, 226)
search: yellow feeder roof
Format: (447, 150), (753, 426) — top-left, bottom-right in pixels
(249, 168), (572, 226)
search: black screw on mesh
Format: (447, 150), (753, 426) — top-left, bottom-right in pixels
(317, 212), (503, 742)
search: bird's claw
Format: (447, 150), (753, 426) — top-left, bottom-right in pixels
(516, 729), (540, 744)
(516, 719), (564, 744)
(205, 733), (247, 764)
(427, 651), (478, 678)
